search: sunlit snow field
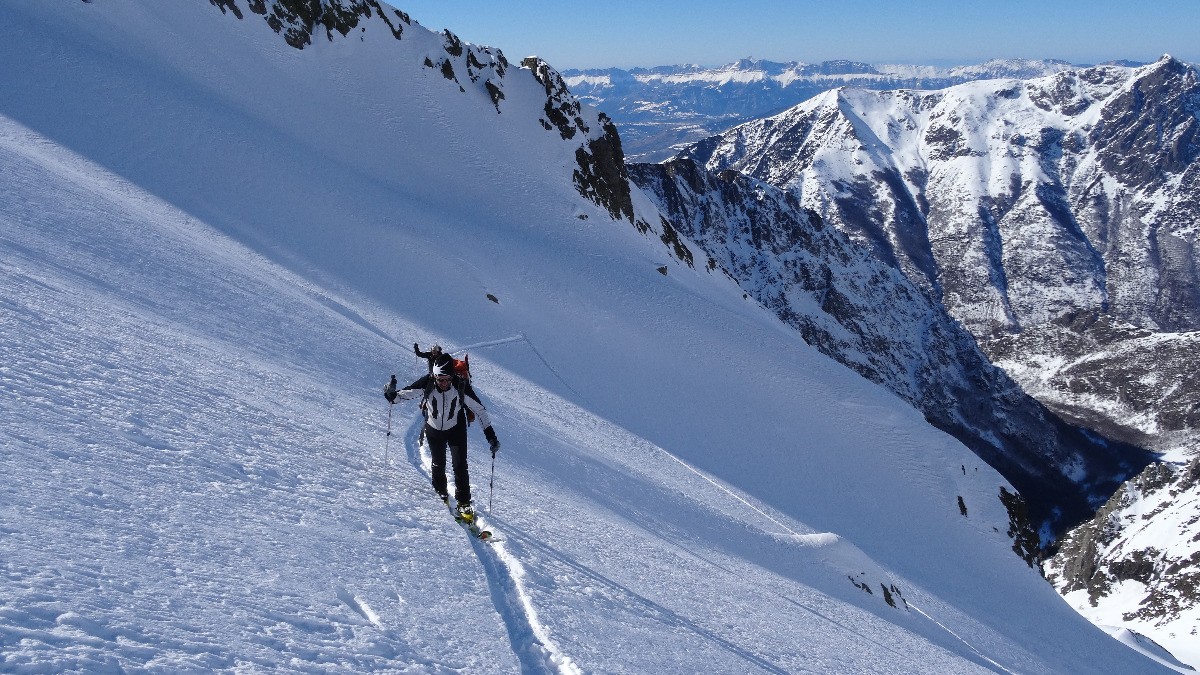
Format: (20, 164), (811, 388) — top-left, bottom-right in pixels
(0, 2), (1183, 672)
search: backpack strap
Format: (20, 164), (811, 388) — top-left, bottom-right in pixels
(420, 377), (435, 413)
(454, 375), (476, 425)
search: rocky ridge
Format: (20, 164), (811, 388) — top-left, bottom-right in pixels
(202, 0), (686, 261)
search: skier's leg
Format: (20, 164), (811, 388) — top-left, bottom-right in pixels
(449, 440), (472, 505)
(426, 428), (449, 499)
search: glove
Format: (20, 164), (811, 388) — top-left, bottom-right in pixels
(484, 427), (499, 456)
(413, 342), (421, 354)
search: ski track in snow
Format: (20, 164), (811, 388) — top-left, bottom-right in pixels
(390, 346), (1014, 674)
(448, 334), (589, 404)
(402, 416), (582, 675)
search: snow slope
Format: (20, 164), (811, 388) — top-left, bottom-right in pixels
(0, 1), (1177, 672)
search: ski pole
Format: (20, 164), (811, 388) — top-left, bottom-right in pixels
(383, 374), (399, 467)
(384, 401), (393, 466)
(489, 451), (496, 512)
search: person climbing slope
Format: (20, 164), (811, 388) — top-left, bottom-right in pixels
(390, 362), (499, 522)
(414, 342), (453, 374)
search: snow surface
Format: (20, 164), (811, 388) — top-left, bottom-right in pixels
(0, 1), (1179, 672)
(1106, 627), (1196, 674)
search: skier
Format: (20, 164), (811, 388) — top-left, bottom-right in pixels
(414, 343), (453, 374)
(391, 362), (500, 521)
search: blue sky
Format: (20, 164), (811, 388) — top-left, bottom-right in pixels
(397, 1), (1200, 70)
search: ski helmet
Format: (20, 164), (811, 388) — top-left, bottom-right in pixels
(432, 363), (452, 378)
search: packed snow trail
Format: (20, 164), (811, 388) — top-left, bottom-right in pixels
(908, 604), (1019, 674)
(402, 413), (581, 675)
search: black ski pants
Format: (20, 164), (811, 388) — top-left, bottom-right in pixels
(426, 424), (471, 505)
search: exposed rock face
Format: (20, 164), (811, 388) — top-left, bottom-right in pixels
(524, 56), (590, 140)
(984, 316), (1200, 456)
(630, 158), (1152, 538)
(1086, 59), (1200, 333)
(208, 0), (515, 107)
(522, 57), (640, 232)
(207, 0), (409, 48)
(1046, 458), (1200, 658)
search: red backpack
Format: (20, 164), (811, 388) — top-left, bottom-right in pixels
(451, 354), (471, 381)
(455, 355), (474, 423)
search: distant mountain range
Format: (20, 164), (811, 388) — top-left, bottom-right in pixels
(564, 58), (1141, 161)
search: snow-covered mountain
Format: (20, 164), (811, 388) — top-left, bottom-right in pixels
(0, 0), (1187, 672)
(679, 57), (1200, 339)
(670, 57), (1200, 668)
(564, 58), (1088, 161)
(629, 159), (1151, 542)
(677, 56), (1200, 456)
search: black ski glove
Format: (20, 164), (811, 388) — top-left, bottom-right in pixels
(413, 342), (421, 355)
(484, 427), (499, 456)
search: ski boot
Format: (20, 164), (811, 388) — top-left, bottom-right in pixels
(455, 501), (475, 524)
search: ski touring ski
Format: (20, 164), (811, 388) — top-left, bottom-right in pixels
(458, 514), (493, 541)
(444, 499), (494, 541)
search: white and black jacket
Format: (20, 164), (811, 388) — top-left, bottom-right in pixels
(398, 374), (493, 433)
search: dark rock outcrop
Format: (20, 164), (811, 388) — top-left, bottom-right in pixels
(1047, 458), (1200, 622)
